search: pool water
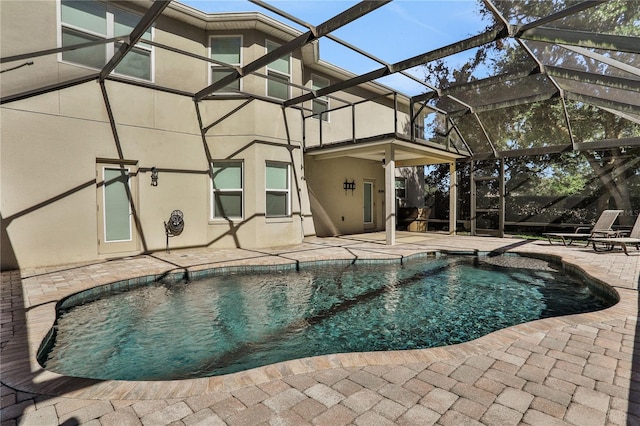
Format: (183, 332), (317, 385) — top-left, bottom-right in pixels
(41, 255), (615, 381)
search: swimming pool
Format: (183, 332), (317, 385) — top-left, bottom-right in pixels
(40, 254), (616, 381)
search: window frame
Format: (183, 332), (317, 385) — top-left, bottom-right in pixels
(265, 161), (291, 218)
(311, 74), (330, 122)
(265, 39), (291, 100)
(395, 177), (407, 200)
(211, 160), (244, 220)
(209, 34), (243, 93)
(58, 0), (154, 82)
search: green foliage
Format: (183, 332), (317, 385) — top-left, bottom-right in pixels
(532, 153), (592, 196)
(423, 0), (640, 226)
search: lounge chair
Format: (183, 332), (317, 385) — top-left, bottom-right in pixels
(543, 209), (624, 246)
(590, 214), (640, 255)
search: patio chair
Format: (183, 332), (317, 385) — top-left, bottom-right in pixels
(543, 209), (624, 246)
(589, 214), (640, 255)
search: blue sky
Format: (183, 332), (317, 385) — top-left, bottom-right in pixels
(179, 0), (489, 95)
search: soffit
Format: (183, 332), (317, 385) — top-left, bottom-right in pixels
(166, 3), (302, 41)
(305, 135), (468, 166)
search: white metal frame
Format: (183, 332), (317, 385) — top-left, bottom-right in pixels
(265, 39), (291, 100)
(211, 160), (244, 221)
(265, 161), (291, 218)
(57, 0), (154, 82)
(209, 34), (243, 92)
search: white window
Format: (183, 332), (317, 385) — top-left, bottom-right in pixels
(211, 161), (243, 219)
(311, 74), (330, 121)
(266, 40), (290, 100)
(60, 0), (153, 81)
(103, 167), (132, 242)
(210, 35), (242, 92)
(395, 177), (407, 199)
(266, 162), (290, 217)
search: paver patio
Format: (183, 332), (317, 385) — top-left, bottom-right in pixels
(1, 232), (639, 425)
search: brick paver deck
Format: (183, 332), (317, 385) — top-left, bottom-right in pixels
(1, 233), (639, 425)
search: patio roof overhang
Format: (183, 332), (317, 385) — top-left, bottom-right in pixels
(304, 132), (465, 245)
(304, 133), (468, 166)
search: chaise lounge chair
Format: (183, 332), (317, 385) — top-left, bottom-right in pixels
(589, 214), (640, 255)
(543, 209), (624, 246)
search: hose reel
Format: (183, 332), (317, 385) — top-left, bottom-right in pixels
(164, 210), (184, 253)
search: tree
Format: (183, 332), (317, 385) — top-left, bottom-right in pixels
(424, 0), (640, 226)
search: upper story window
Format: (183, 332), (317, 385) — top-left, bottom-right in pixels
(60, 0), (153, 81)
(211, 161), (243, 219)
(265, 40), (290, 100)
(266, 162), (290, 217)
(210, 36), (242, 92)
(311, 74), (330, 121)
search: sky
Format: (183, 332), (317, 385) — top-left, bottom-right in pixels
(178, 0), (490, 95)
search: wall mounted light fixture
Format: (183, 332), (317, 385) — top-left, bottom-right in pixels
(150, 167), (158, 186)
(343, 179), (356, 193)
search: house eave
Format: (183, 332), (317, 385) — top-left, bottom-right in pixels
(304, 133), (470, 165)
(167, 1), (410, 100)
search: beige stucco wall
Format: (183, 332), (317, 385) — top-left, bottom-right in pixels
(0, 1), (102, 99)
(198, 99), (307, 249)
(302, 91), (413, 148)
(151, 23), (307, 98)
(1, 79), (311, 269)
(304, 156), (387, 236)
(2, 85), (116, 268)
(154, 16), (208, 94)
(1, 0), (424, 270)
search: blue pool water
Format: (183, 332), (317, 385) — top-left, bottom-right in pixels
(41, 255), (616, 381)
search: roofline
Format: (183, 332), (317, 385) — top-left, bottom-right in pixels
(167, 1), (412, 100)
(168, 2), (301, 35)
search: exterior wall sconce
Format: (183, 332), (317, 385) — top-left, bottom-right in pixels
(150, 167), (158, 186)
(343, 179), (356, 193)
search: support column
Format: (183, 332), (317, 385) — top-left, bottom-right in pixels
(449, 161), (457, 235)
(499, 158), (505, 238)
(470, 160), (476, 236)
(385, 144), (396, 245)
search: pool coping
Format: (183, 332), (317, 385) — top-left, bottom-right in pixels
(1, 236), (638, 401)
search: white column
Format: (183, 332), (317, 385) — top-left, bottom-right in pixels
(449, 161), (457, 235)
(385, 145), (396, 245)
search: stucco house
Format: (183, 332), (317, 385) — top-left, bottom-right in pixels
(1, 0), (465, 270)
